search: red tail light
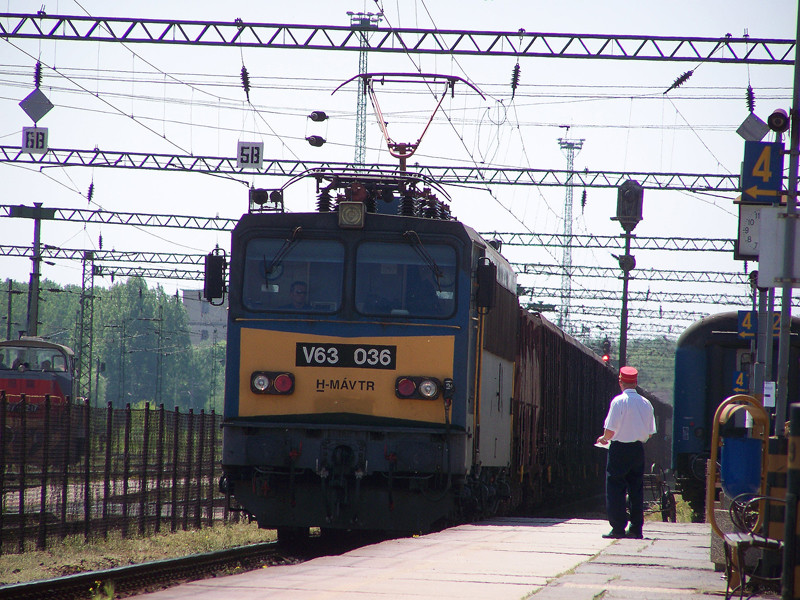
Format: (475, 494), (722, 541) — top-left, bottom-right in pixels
(273, 373), (294, 393)
(397, 378), (416, 397)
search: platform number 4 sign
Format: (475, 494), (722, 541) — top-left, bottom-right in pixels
(237, 141), (264, 169)
(22, 127), (48, 154)
(741, 141), (783, 203)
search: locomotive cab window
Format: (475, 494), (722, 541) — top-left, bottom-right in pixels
(355, 241), (456, 318)
(243, 238), (345, 313)
(0, 345), (70, 372)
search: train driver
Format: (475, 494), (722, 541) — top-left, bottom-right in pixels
(281, 281), (312, 310)
(12, 350), (28, 371)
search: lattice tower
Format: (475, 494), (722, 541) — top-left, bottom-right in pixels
(349, 12), (382, 165)
(76, 251), (95, 401)
(557, 136), (584, 333)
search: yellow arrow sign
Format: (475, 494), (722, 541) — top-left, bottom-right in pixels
(744, 185), (779, 199)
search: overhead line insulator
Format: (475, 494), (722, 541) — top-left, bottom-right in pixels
(746, 85), (755, 113)
(510, 63), (521, 99)
(663, 70), (693, 95)
(240, 65), (251, 102)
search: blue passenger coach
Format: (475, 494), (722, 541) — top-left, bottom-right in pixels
(672, 311), (800, 519)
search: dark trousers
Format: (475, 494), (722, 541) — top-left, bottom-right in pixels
(606, 440), (645, 533)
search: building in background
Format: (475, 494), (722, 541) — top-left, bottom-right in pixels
(181, 289), (226, 346)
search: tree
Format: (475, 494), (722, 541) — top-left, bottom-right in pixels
(3, 277), (221, 411)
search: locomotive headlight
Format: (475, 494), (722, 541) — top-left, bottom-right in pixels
(418, 379), (439, 399)
(338, 201), (366, 229)
(252, 373), (271, 392)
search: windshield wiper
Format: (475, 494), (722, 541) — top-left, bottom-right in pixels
(263, 226), (302, 280)
(402, 230), (443, 290)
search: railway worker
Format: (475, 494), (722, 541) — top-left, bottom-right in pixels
(595, 366), (656, 539)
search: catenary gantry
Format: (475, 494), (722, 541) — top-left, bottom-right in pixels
(0, 13), (793, 64)
(0, 146), (742, 191)
(0, 206), (737, 250)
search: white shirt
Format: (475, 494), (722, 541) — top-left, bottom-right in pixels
(603, 388), (656, 443)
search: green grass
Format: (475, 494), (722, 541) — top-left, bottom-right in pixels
(0, 523), (273, 587)
(644, 493), (695, 523)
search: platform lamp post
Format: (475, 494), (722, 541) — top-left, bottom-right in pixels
(612, 180), (644, 368)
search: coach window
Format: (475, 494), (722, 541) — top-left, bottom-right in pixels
(355, 241), (456, 318)
(243, 238), (345, 313)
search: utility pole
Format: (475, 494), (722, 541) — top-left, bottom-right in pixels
(8, 204), (55, 337)
(211, 327), (217, 411)
(348, 11), (381, 165)
(26, 203), (44, 336)
(774, 11), (800, 439)
(557, 131), (584, 333)
(157, 304), (164, 406)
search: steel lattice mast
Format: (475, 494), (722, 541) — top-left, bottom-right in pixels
(349, 12), (382, 165)
(76, 251), (94, 401)
(557, 134), (584, 332)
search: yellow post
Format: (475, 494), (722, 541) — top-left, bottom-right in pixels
(782, 403), (800, 599)
(706, 395), (769, 539)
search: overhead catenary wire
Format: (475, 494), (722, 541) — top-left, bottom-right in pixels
(0, 5), (780, 340)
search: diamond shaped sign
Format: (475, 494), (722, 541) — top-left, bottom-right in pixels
(19, 88), (54, 123)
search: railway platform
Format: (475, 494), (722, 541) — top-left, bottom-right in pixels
(128, 517), (775, 600)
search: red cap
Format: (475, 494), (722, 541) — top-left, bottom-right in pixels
(619, 366), (638, 383)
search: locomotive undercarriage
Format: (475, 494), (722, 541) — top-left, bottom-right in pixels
(221, 424), (511, 534)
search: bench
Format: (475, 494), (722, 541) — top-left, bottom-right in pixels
(723, 531), (783, 600)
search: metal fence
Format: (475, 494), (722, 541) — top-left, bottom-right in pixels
(0, 395), (238, 554)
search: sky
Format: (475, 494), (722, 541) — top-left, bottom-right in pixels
(0, 0), (796, 342)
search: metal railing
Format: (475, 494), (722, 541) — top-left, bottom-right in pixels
(0, 395), (238, 554)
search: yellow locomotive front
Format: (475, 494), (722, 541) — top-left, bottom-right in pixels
(238, 328), (455, 426)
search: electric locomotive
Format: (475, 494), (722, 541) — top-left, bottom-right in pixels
(205, 170), (521, 538)
(205, 168), (633, 538)
(0, 337), (79, 462)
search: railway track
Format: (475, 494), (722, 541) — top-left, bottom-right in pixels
(0, 541), (292, 600)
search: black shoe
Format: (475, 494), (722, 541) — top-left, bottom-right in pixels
(626, 529), (643, 539)
(602, 530), (626, 539)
